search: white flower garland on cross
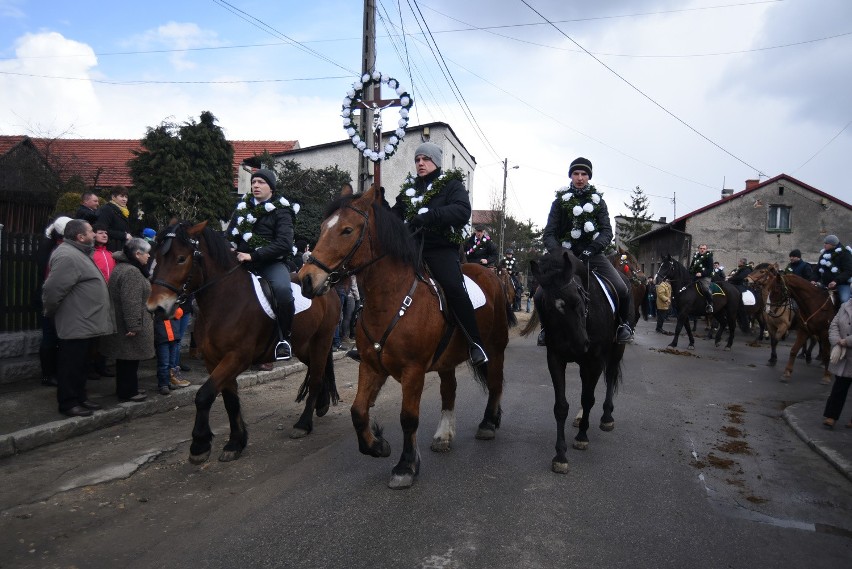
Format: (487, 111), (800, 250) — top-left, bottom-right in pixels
(341, 72), (413, 162)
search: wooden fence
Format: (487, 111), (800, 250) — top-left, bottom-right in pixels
(0, 229), (41, 332)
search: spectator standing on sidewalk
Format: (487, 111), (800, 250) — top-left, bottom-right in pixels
(42, 220), (115, 417)
(823, 297), (852, 429)
(100, 238), (155, 402)
(95, 187), (132, 252)
(655, 278), (672, 334)
(153, 306), (191, 396)
(75, 191), (100, 224)
(35, 216), (72, 387)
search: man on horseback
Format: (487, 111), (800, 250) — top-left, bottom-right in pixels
(785, 249), (814, 280)
(814, 234), (852, 303)
(541, 156), (633, 344)
(465, 225), (498, 267)
(390, 142), (489, 367)
(727, 258), (752, 292)
(688, 243), (715, 313)
(226, 168), (295, 360)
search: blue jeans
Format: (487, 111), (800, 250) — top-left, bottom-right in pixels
(156, 341), (180, 388)
(173, 310), (191, 367)
(837, 284), (851, 303)
(333, 290), (346, 347)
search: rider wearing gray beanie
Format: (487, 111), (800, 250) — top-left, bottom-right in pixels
(414, 142), (443, 169)
(251, 168), (277, 190)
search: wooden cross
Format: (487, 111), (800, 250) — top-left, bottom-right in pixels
(352, 81), (403, 193)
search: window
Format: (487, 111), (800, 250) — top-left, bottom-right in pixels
(767, 205), (791, 232)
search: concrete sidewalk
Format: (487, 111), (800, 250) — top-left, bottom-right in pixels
(0, 351), (348, 458)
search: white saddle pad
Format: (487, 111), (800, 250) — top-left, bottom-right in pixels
(251, 274), (312, 319)
(428, 275), (486, 311)
(593, 273), (616, 314)
(742, 290), (756, 306)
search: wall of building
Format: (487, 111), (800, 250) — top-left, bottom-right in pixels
(684, 180), (849, 271)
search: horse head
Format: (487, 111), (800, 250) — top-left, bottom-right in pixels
(746, 263), (779, 289)
(532, 249), (590, 353)
(655, 253), (677, 285)
(299, 185), (379, 298)
(147, 220), (208, 318)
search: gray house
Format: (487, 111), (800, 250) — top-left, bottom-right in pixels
(632, 175), (852, 277)
(240, 121), (477, 207)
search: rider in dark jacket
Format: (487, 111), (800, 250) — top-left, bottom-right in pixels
(815, 235), (852, 303)
(688, 244), (715, 313)
(785, 249), (814, 281)
(541, 156), (632, 343)
(226, 168), (296, 360)
(390, 142), (488, 367)
(464, 226), (498, 267)
(727, 258), (752, 292)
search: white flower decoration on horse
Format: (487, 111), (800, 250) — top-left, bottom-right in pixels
(341, 72), (414, 162)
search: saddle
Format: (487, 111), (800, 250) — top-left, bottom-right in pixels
(249, 272), (312, 318)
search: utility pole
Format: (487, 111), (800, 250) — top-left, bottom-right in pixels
(499, 159), (518, 260)
(358, 0), (376, 193)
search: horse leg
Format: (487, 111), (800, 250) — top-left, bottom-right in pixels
(189, 379), (218, 464)
(783, 330), (808, 382)
(431, 370), (457, 452)
(292, 348), (336, 438)
(548, 354), (570, 473)
(219, 386), (248, 462)
(476, 351), (505, 440)
(682, 313), (697, 349)
(574, 363), (602, 450)
(768, 335), (778, 365)
(351, 366), (391, 458)
(668, 314), (686, 348)
(389, 370), (425, 489)
(600, 347), (623, 431)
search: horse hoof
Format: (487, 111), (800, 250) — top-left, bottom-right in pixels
(687, 345), (695, 351)
(188, 450), (210, 465)
(572, 440), (589, 450)
(430, 438), (451, 452)
(820, 377), (832, 385)
(780, 376), (790, 383)
(723, 346), (730, 351)
(376, 439), (392, 458)
(552, 460), (569, 474)
(600, 421), (614, 432)
(475, 427), (496, 440)
(572, 418), (581, 428)
(289, 427), (310, 439)
(388, 473), (415, 489)
(218, 449), (243, 462)
(316, 404), (330, 417)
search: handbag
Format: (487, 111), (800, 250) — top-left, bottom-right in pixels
(830, 344), (847, 365)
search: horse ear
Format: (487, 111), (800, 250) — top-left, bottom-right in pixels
(561, 250), (575, 276)
(188, 220), (208, 236)
(530, 260), (542, 282)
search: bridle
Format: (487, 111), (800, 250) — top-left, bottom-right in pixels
(151, 227), (241, 306)
(304, 202), (385, 289)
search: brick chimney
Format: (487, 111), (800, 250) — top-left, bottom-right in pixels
(745, 179), (760, 190)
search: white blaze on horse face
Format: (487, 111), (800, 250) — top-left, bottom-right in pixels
(325, 213), (340, 230)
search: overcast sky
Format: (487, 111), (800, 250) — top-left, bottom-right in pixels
(1, 0), (850, 230)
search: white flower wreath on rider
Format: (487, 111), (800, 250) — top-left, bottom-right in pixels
(689, 250), (713, 274)
(466, 233), (492, 257)
(818, 245), (852, 277)
(230, 193), (300, 250)
(399, 168), (466, 245)
(555, 185), (602, 248)
(341, 72), (414, 163)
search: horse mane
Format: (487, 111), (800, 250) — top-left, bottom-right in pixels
(323, 194), (419, 268)
(168, 222), (237, 270)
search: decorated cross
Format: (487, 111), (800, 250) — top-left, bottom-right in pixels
(341, 72), (414, 192)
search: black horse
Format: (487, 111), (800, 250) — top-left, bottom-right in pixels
(655, 254), (745, 350)
(521, 250), (624, 474)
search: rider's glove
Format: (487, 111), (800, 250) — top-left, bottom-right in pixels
(409, 214), (427, 229)
(579, 250), (592, 263)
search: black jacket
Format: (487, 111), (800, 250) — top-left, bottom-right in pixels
(391, 169), (470, 250)
(226, 196), (294, 268)
(95, 203), (131, 252)
(465, 235), (498, 265)
(727, 266), (752, 287)
(75, 205), (98, 225)
(785, 259), (814, 281)
(688, 251), (714, 279)
(542, 186), (613, 255)
(818, 244), (852, 287)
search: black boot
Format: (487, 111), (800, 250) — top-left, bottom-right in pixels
(616, 294), (634, 344)
(274, 301), (294, 360)
(449, 298), (488, 366)
(616, 320), (633, 344)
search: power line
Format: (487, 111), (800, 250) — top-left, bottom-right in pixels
(793, 120), (852, 174)
(520, 0), (768, 177)
(0, 69), (348, 85)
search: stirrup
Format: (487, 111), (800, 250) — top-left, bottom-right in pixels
(617, 323), (633, 344)
(469, 343), (489, 366)
(705, 304), (714, 313)
(274, 340), (292, 361)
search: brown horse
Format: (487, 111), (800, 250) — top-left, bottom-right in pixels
(298, 187), (514, 489)
(495, 266), (516, 307)
(146, 221), (341, 464)
(608, 249), (645, 326)
(747, 266), (833, 383)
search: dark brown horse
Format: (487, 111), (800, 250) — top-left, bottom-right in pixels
(298, 187), (513, 489)
(495, 266), (516, 307)
(655, 254), (745, 350)
(520, 250), (624, 473)
(146, 221), (341, 464)
(608, 249), (645, 326)
(746, 265), (833, 383)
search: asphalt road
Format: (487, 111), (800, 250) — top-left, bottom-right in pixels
(1, 320), (850, 569)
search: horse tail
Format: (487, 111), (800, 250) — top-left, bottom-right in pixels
(323, 346), (340, 405)
(506, 300), (517, 328)
(520, 307), (540, 337)
(469, 361), (488, 388)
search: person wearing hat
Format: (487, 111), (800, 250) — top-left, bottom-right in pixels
(226, 168), (296, 360)
(464, 225), (498, 267)
(541, 156), (633, 343)
(814, 235), (852, 303)
(500, 248), (523, 311)
(142, 227), (157, 243)
(390, 141), (489, 367)
(784, 249), (813, 281)
(727, 258), (752, 292)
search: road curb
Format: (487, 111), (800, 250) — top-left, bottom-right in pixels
(782, 406), (852, 483)
(0, 355), (344, 458)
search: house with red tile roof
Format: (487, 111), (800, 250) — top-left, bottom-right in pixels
(0, 136), (298, 191)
